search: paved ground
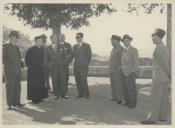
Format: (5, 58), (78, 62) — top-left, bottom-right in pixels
(2, 77), (171, 125)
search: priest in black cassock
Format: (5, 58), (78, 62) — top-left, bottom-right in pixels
(25, 36), (48, 104)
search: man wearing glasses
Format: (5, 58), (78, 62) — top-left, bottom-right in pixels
(72, 33), (92, 98)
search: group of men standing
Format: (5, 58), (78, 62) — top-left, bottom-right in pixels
(108, 28), (171, 124)
(109, 34), (139, 109)
(25, 32), (92, 103)
(3, 28), (171, 124)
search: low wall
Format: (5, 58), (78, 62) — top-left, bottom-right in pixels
(15, 66), (152, 81)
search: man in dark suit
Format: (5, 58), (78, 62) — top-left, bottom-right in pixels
(109, 35), (124, 104)
(58, 34), (73, 97)
(3, 31), (25, 110)
(72, 33), (92, 98)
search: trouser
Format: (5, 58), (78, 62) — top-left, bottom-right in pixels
(147, 82), (169, 121)
(44, 67), (50, 91)
(74, 71), (89, 97)
(120, 71), (137, 107)
(50, 65), (66, 97)
(5, 75), (21, 106)
(110, 72), (123, 101)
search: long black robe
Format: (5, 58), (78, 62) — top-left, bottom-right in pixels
(25, 46), (48, 101)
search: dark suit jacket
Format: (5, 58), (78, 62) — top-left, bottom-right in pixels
(3, 43), (21, 76)
(72, 42), (92, 73)
(109, 45), (124, 73)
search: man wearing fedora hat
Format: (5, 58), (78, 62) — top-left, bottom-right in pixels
(3, 30), (25, 110)
(109, 35), (124, 104)
(141, 28), (171, 124)
(120, 34), (139, 108)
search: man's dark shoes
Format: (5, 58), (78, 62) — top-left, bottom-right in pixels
(54, 96), (59, 100)
(117, 100), (122, 104)
(8, 106), (11, 110)
(62, 96), (69, 99)
(141, 120), (156, 124)
(76, 95), (84, 98)
(121, 102), (128, 106)
(16, 103), (25, 107)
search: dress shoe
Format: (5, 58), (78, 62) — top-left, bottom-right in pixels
(8, 106), (11, 110)
(121, 102), (128, 106)
(54, 96), (59, 100)
(16, 103), (25, 107)
(141, 120), (156, 124)
(128, 106), (136, 109)
(76, 95), (84, 98)
(62, 96), (69, 99)
(117, 100), (122, 104)
(85, 95), (89, 99)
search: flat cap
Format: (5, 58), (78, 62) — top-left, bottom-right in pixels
(152, 28), (166, 39)
(111, 35), (121, 41)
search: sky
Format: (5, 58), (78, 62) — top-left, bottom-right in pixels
(3, 3), (167, 58)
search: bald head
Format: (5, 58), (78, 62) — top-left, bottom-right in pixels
(58, 33), (65, 43)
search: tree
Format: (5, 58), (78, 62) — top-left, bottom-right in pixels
(5, 4), (116, 36)
(5, 3), (171, 50)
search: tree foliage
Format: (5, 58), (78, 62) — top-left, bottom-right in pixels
(5, 4), (116, 30)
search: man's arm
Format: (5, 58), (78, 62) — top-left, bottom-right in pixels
(131, 48), (140, 75)
(154, 46), (171, 79)
(87, 44), (92, 64)
(3, 45), (8, 65)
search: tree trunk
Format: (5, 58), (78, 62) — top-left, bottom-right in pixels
(167, 4), (172, 54)
(51, 23), (61, 38)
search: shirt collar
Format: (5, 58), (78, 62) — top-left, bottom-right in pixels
(10, 41), (16, 46)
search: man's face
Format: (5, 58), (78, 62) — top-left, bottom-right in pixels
(42, 38), (47, 45)
(58, 34), (65, 43)
(51, 35), (58, 44)
(36, 38), (43, 47)
(152, 35), (160, 45)
(111, 39), (120, 47)
(76, 34), (83, 43)
(123, 38), (131, 48)
(10, 36), (18, 44)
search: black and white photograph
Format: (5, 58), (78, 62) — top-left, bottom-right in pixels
(0, 0), (174, 126)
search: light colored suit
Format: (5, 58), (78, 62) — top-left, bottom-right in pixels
(120, 46), (139, 107)
(148, 43), (171, 121)
(3, 43), (22, 106)
(109, 45), (124, 101)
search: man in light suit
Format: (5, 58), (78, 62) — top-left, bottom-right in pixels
(3, 31), (25, 110)
(109, 35), (124, 104)
(120, 34), (139, 108)
(45, 34), (60, 99)
(57, 33), (73, 98)
(141, 29), (171, 124)
(72, 33), (92, 98)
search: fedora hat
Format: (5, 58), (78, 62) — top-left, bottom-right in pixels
(121, 34), (132, 42)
